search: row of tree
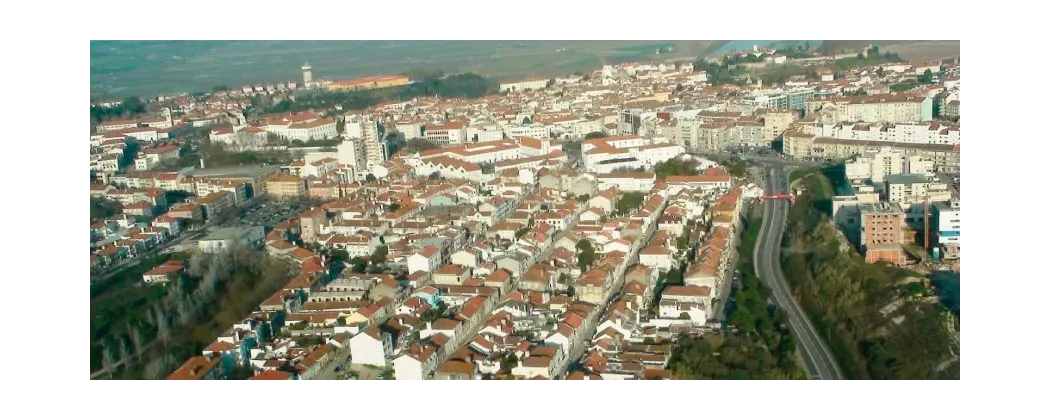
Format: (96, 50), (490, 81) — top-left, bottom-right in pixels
(260, 72), (498, 115)
(90, 96), (148, 125)
(92, 246), (298, 379)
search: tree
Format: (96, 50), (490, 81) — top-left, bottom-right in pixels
(429, 172), (441, 180)
(370, 245), (389, 266)
(869, 45), (880, 57)
(126, 323), (144, 361)
(584, 131), (606, 139)
(404, 138), (441, 153)
(387, 203), (401, 213)
(666, 267), (683, 285)
(365, 173), (377, 183)
(142, 354), (178, 380)
(576, 239), (596, 271)
(522, 116), (532, 125)
(330, 249), (350, 263)
(919, 69), (935, 84)
(153, 306), (171, 344)
(90, 197), (122, 221)
(856, 52), (865, 59)
(350, 257), (368, 273)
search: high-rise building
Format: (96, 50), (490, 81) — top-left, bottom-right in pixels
(362, 119), (386, 168)
(302, 62), (313, 86)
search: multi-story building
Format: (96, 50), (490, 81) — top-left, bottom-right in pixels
(360, 118), (387, 169)
(817, 94), (934, 123)
(845, 147), (905, 183)
(327, 74), (410, 91)
(786, 134), (959, 173)
(285, 118), (338, 141)
(596, 173), (656, 192)
(498, 77), (549, 93)
(760, 109), (797, 141)
(504, 124), (552, 139)
(731, 120), (765, 147)
(425, 121), (470, 145)
(395, 120), (425, 140)
(695, 123), (729, 153)
(885, 173), (951, 205)
(198, 190), (235, 219)
(300, 207), (327, 244)
(813, 122), (959, 145)
(264, 174), (305, 200)
(194, 179), (248, 204)
(859, 202), (907, 265)
(942, 100), (959, 119)
(931, 198), (960, 260)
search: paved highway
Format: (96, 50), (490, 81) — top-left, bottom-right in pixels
(753, 166), (844, 380)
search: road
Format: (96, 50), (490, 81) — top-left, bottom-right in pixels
(753, 166), (844, 380)
(314, 346), (354, 380)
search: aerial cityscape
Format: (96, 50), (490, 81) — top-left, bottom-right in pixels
(89, 40), (960, 381)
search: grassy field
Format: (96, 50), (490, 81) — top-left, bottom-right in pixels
(882, 40), (960, 61)
(91, 40), (723, 98)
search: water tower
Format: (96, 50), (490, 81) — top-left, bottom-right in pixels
(302, 62), (313, 85)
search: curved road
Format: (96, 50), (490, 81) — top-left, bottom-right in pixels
(754, 166), (844, 380)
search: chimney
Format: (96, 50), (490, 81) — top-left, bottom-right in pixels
(200, 158), (206, 169)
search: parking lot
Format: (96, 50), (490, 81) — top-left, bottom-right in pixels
(237, 198), (308, 228)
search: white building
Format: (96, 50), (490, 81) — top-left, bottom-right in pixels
(198, 227), (265, 253)
(581, 135), (682, 174)
(407, 246), (442, 275)
(413, 157), (488, 183)
(425, 121), (470, 145)
(418, 140), (522, 165)
(395, 121), (425, 140)
(597, 173), (656, 192)
(505, 124), (552, 139)
(393, 346), (439, 380)
(814, 122), (959, 145)
(932, 198), (960, 258)
(349, 327), (392, 367)
(499, 77), (549, 93)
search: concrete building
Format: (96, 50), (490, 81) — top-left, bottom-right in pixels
(859, 202), (906, 265)
(425, 121), (470, 145)
(885, 173), (936, 205)
(817, 94), (934, 123)
(265, 174), (306, 200)
(198, 226), (265, 253)
(784, 134), (959, 173)
(302, 62), (313, 85)
(931, 198), (961, 260)
(813, 122), (959, 145)
(499, 77), (549, 93)
(327, 75), (409, 91)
